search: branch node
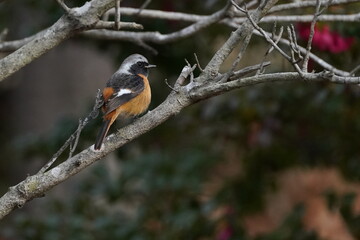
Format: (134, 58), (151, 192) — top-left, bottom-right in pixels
(176, 64), (197, 87)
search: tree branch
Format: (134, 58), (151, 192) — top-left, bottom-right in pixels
(0, 16), (73, 82)
(113, 0), (359, 20)
(84, 3), (230, 49)
(302, 0), (325, 72)
(257, 13), (360, 23)
(2, 2), (358, 53)
(93, 20), (143, 30)
(0, 0), (116, 82)
(202, 0), (279, 78)
(113, 7), (206, 22)
(268, 0), (359, 14)
(190, 72), (360, 100)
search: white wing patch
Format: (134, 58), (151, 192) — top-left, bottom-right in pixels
(116, 89), (132, 97)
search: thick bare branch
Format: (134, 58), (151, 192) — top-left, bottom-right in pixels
(0, 29), (48, 52)
(0, 17), (73, 82)
(0, 0), (115, 82)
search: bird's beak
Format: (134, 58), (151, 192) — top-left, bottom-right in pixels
(145, 64), (156, 68)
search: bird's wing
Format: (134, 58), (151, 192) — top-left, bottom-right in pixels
(103, 74), (145, 115)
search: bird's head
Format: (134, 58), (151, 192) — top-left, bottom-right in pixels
(117, 54), (156, 77)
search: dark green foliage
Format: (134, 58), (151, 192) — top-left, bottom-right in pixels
(4, 150), (218, 240)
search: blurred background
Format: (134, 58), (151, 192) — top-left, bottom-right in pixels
(1, 0), (360, 239)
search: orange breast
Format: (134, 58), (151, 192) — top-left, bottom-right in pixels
(116, 74), (151, 117)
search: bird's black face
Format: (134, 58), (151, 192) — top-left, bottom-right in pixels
(129, 61), (151, 76)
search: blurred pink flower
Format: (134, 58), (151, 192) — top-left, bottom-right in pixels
(216, 224), (233, 240)
(216, 206), (235, 240)
(297, 23), (355, 53)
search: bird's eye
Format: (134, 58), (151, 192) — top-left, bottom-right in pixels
(137, 62), (144, 67)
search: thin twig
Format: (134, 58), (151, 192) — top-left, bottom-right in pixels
(231, 33), (252, 72)
(94, 21), (143, 30)
(69, 119), (83, 158)
(350, 64), (360, 76)
(288, 24), (302, 61)
(164, 79), (179, 93)
(232, 2), (289, 59)
(115, 0), (121, 30)
(230, 62), (271, 80)
(86, 3), (229, 54)
(256, 13), (360, 23)
(257, 24), (283, 75)
(302, 0), (322, 72)
(270, 25), (284, 54)
(245, 0), (259, 9)
(112, 0), (360, 21)
(252, 30), (350, 76)
(269, 0), (359, 14)
(287, 26), (303, 65)
(38, 90), (103, 174)
(56, 0), (70, 12)
(194, 53), (204, 72)
(231, 3), (290, 62)
(220, 33), (252, 83)
(137, 0), (152, 16)
(185, 59), (195, 83)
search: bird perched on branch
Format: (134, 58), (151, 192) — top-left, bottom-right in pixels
(94, 54), (156, 150)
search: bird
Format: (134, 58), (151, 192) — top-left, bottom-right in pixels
(94, 54), (156, 150)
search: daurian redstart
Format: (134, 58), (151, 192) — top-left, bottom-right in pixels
(94, 54), (155, 150)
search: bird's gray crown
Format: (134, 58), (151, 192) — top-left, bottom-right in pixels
(117, 54), (149, 74)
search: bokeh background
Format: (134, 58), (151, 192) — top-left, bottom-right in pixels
(1, 0), (360, 239)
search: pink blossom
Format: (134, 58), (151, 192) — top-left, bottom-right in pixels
(297, 23), (355, 53)
(216, 224), (233, 240)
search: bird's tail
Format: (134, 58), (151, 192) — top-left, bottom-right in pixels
(94, 120), (111, 150)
